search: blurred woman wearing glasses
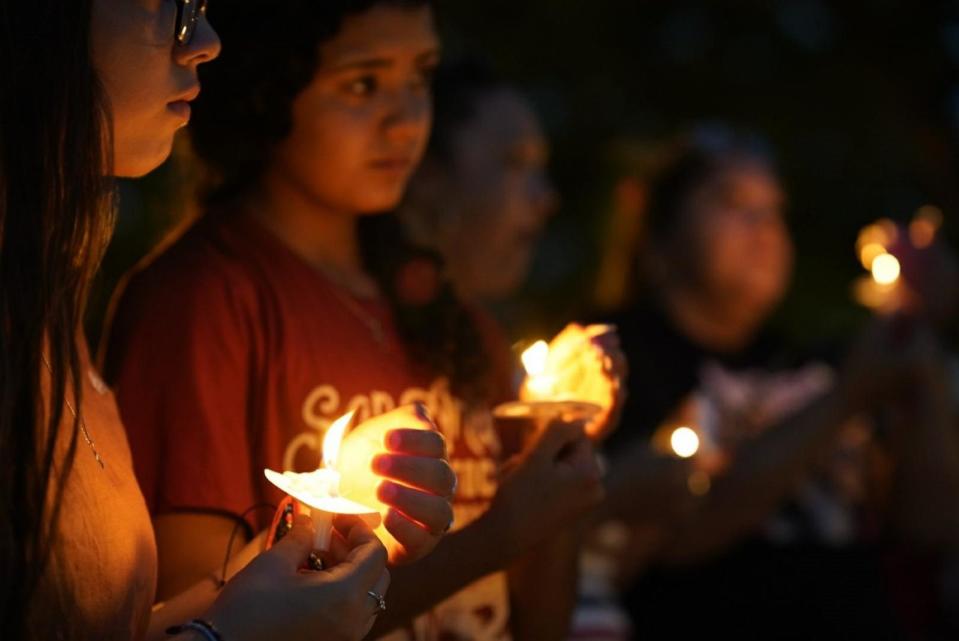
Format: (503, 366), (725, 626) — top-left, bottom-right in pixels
(598, 128), (959, 640)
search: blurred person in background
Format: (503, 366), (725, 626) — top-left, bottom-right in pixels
(400, 59), (636, 641)
(596, 127), (959, 640)
(398, 59), (559, 306)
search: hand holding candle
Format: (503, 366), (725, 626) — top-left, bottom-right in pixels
(266, 403), (455, 566)
(853, 210), (959, 324)
(353, 404), (456, 564)
(649, 394), (726, 497)
(208, 514), (390, 641)
(486, 419), (604, 557)
(265, 411), (378, 560)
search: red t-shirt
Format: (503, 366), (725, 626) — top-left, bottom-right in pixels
(104, 210), (515, 641)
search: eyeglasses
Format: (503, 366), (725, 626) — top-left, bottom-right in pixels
(175, 0), (209, 46)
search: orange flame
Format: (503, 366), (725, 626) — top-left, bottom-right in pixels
(322, 410), (355, 470)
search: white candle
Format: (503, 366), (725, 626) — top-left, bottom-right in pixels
(264, 411), (376, 552)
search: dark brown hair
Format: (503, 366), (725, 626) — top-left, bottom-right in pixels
(0, 1), (114, 637)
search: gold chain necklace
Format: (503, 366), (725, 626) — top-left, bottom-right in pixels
(316, 265), (392, 351)
(328, 283), (389, 347)
(41, 355), (105, 469)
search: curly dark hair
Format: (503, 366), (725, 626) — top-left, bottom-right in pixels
(191, 0), (494, 404)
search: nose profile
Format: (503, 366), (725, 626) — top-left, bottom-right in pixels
(173, 16), (221, 67)
(383, 88), (431, 147)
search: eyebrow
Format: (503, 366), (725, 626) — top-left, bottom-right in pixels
(327, 47), (441, 73)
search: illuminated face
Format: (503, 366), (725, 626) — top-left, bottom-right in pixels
(435, 89), (558, 301)
(685, 161), (793, 319)
(92, 0), (221, 177)
(270, 4), (440, 215)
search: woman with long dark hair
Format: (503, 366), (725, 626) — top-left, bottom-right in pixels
(1, 2), (397, 640)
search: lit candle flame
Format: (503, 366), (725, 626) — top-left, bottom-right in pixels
(322, 410), (354, 470)
(521, 340), (550, 377)
(670, 426), (700, 459)
(521, 340), (557, 397)
(855, 219), (899, 270)
(871, 253), (901, 286)
(264, 409), (374, 553)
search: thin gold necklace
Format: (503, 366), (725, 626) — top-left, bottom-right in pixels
(329, 283), (389, 347)
(41, 355), (105, 469)
(316, 265), (391, 351)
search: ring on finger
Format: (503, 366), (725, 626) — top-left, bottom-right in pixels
(431, 514), (454, 536)
(447, 473), (458, 499)
(368, 590), (387, 614)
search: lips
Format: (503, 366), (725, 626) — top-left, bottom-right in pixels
(171, 84), (201, 104)
(166, 85), (201, 122)
(167, 100), (192, 121)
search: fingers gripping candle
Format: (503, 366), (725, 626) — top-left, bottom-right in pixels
(265, 406), (434, 557)
(265, 411), (377, 552)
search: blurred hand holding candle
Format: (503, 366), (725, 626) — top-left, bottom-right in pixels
(494, 323), (626, 450)
(265, 404), (439, 561)
(650, 395), (716, 497)
(853, 208), (959, 323)
(853, 218), (906, 312)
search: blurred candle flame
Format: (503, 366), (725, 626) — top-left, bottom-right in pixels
(871, 253), (901, 286)
(520, 340), (559, 397)
(521, 340), (550, 378)
(858, 242), (886, 270)
(852, 212), (938, 311)
(670, 426), (700, 459)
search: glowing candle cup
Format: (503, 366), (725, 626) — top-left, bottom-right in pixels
(265, 407), (431, 554)
(493, 324), (618, 452)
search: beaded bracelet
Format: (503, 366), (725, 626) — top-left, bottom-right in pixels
(166, 619), (224, 641)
